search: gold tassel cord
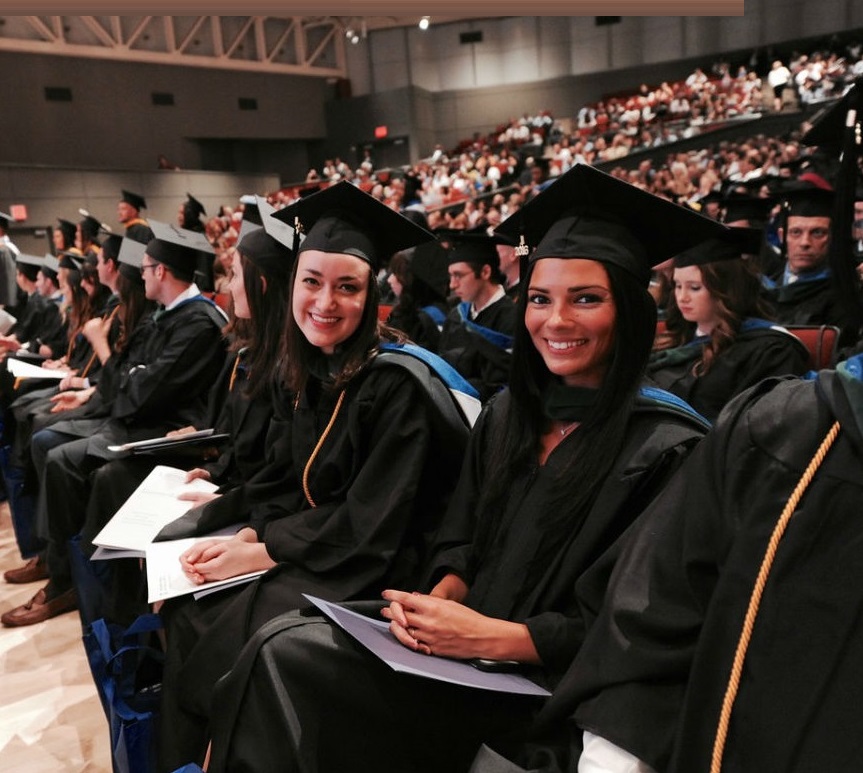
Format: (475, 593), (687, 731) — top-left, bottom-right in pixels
(710, 420), (841, 773)
(301, 389), (346, 508)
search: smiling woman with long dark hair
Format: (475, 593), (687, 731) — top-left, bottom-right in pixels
(203, 165), (726, 773)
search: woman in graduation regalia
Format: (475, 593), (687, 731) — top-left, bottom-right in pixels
(157, 181), (474, 771)
(204, 164), (728, 773)
(648, 227), (809, 422)
(74, 201), (296, 624)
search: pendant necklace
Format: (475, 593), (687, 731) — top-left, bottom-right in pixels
(559, 421), (579, 437)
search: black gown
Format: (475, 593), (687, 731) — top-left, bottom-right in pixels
(205, 387), (708, 773)
(438, 295), (517, 402)
(157, 352), (473, 771)
(544, 371), (863, 772)
(647, 325), (809, 422)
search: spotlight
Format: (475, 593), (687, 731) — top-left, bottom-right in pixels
(350, 33), (360, 44)
(419, 16), (430, 31)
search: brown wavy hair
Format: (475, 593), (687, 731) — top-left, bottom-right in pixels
(665, 258), (774, 375)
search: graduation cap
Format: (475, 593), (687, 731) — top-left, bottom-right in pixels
(78, 214), (102, 242)
(100, 234), (123, 263)
(117, 237), (147, 283)
(120, 189), (147, 211)
(184, 193), (206, 220)
(273, 181), (433, 271)
(56, 218), (77, 245)
(801, 79), (863, 155)
(778, 181), (835, 219)
(15, 253), (44, 281)
(235, 196), (297, 275)
(674, 227), (764, 268)
(494, 163), (729, 286)
(722, 191), (776, 225)
(56, 251), (85, 271)
(145, 220), (215, 276)
(40, 255), (60, 277)
(237, 195), (264, 243)
(437, 227), (502, 271)
(0, 211), (12, 230)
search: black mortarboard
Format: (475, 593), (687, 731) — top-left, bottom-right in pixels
(78, 214), (102, 242)
(146, 220), (215, 276)
(409, 240), (450, 301)
(674, 227), (763, 268)
(237, 195), (264, 242)
(57, 251), (85, 271)
(57, 218), (77, 245)
(118, 237), (147, 283)
(185, 193), (206, 220)
(722, 191), (776, 225)
(100, 234), (123, 263)
(236, 196), (297, 275)
(273, 181), (432, 271)
(495, 163), (728, 286)
(779, 181), (835, 219)
(121, 189), (147, 211)
(801, 79), (863, 156)
(16, 254), (43, 281)
(40, 255), (60, 277)
(437, 228), (501, 270)
(0, 211), (12, 230)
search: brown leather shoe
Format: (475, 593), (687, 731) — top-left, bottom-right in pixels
(3, 555), (49, 584)
(1, 586), (78, 627)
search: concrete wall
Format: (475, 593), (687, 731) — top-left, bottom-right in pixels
(0, 49), (329, 180)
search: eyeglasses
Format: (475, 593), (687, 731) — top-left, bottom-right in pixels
(140, 262), (159, 275)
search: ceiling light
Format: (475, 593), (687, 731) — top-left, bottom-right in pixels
(419, 16), (430, 31)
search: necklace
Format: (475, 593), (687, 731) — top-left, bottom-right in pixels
(559, 421), (579, 437)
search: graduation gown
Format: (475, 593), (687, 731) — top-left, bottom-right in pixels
(767, 274), (847, 333)
(438, 294), (517, 402)
(387, 302), (447, 353)
(552, 372), (863, 772)
(158, 354), (471, 770)
(205, 387), (707, 773)
(647, 324), (809, 422)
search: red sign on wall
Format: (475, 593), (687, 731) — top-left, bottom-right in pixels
(374, 125), (388, 139)
(9, 205), (27, 222)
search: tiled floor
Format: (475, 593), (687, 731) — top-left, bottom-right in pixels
(0, 502), (111, 772)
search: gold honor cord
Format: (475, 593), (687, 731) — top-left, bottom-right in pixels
(711, 420), (841, 773)
(301, 389), (346, 508)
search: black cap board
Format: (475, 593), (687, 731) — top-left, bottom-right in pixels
(778, 181), (835, 219)
(146, 220), (214, 276)
(79, 214), (102, 242)
(436, 227), (502, 270)
(235, 196), (297, 276)
(674, 227), (764, 267)
(494, 163), (728, 285)
(273, 180), (433, 271)
(185, 193), (206, 219)
(57, 251), (84, 271)
(121, 190), (147, 211)
(801, 79), (863, 156)
(237, 195), (264, 243)
(722, 191), (776, 225)
(0, 211), (12, 230)
(100, 234), (123, 263)
(41, 255), (60, 276)
(118, 237), (147, 283)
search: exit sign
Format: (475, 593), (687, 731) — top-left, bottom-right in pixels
(374, 125), (388, 139)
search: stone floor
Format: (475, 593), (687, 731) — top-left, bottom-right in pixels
(0, 501), (110, 772)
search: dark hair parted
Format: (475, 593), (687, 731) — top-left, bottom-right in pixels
(280, 257), (405, 394)
(235, 250), (293, 399)
(665, 258), (773, 375)
(475, 259), (657, 569)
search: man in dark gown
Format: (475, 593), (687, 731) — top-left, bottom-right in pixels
(437, 229), (517, 401)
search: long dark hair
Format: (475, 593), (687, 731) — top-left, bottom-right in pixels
(116, 273), (155, 352)
(237, 251), (293, 398)
(476, 259), (657, 551)
(280, 256), (404, 394)
(665, 259), (773, 374)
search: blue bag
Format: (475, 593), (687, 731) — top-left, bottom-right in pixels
(83, 614), (164, 773)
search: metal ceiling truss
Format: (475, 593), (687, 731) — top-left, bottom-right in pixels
(0, 15), (347, 77)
